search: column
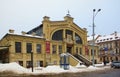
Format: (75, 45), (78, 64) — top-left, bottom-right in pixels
(63, 29), (66, 53)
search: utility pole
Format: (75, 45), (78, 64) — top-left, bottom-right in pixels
(92, 9), (101, 66)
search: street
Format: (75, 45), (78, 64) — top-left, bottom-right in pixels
(0, 67), (120, 77)
(95, 69), (120, 77)
(75, 68), (120, 77)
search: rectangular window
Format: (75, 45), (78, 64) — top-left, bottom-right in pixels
(52, 45), (57, 54)
(79, 48), (82, 55)
(116, 48), (118, 54)
(91, 49), (93, 55)
(15, 42), (21, 53)
(58, 45), (62, 54)
(36, 44), (41, 53)
(26, 61), (32, 68)
(76, 47), (78, 54)
(26, 43), (32, 53)
(115, 41), (118, 47)
(100, 58), (102, 61)
(110, 43), (112, 49)
(18, 61), (23, 66)
(94, 50), (96, 56)
(91, 49), (96, 56)
(36, 61), (43, 67)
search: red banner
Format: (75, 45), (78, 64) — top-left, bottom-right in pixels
(85, 46), (89, 55)
(46, 41), (50, 53)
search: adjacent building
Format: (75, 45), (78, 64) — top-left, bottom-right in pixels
(96, 31), (120, 63)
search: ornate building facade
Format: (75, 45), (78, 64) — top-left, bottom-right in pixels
(0, 15), (99, 67)
(96, 32), (120, 63)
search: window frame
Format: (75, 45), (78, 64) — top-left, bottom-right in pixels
(26, 43), (32, 53)
(36, 44), (42, 53)
(52, 45), (57, 54)
(15, 42), (21, 53)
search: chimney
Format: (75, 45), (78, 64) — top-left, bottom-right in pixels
(83, 28), (87, 31)
(83, 28), (88, 33)
(43, 16), (50, 21)
(9, 29), (14, 33)
(21, 31), (26, 35)
(32, 32), (36, 36)
(114, 31), (117, 36)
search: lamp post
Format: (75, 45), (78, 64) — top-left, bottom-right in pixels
(31, 50), (34, 72)
(92, 9), (101, 66)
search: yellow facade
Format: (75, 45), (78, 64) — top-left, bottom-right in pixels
(0, 15), (99, 67)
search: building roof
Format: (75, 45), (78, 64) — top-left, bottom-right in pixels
(9, 33), (44, 38)
(27, 24), (43, 34)
(1, 32), (44, 41)
(95, 32), (120, 43)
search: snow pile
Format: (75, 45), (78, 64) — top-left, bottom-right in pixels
(95, 63), (104, 67)
(95, 62), (111, 67)
(67, 65), (79, 73)
(0, 62), (110, 75)
(0, 62), (30, 74)
(43, 65), (66, 73)
(87, 66), (102, 71)
(76, 63), (87, 68)
(42, 65), (79, 73)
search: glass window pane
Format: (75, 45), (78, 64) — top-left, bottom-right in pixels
(52, 30), (63, 41)
(26, 43), (32, 53)
(36, 44), (41, 53)
(15, 42), (21, 53)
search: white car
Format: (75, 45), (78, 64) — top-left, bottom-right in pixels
(111, 61), (120, 68)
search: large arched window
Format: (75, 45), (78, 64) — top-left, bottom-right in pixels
(75, 33), (82, 44)
(66, 30), (73, 36)
(52, 30), (63, 41)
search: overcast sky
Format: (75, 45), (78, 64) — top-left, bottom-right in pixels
(0, 0), (120, 39)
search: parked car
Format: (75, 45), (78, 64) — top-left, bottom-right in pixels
(111, 61), (120, 68)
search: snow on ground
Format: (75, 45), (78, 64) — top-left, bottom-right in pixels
(0, 62), (30, 74)
(95, 63), (104, 67)
(42, 65), (66, 73)
(87, 65), (103, 71)
(76, 63), (87, 68)
(0, 62), (110, 75)
(94, 62), (111, 67)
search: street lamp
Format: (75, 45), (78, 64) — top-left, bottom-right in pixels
(92, 9), (101, 66)
(31, 50), (34, 72)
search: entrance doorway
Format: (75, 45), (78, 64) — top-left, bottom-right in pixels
(67, 47), (72, 54)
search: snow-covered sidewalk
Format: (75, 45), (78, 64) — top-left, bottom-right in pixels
(0, 62), (111, 75)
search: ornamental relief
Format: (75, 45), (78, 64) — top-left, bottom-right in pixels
(50, 24), (68, 27)
(66, 34), (73, 44)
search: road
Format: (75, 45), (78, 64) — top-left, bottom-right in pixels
(0, 68), (120, 77)
(75, 68), (120, 77)
(96, 69), (120, 77)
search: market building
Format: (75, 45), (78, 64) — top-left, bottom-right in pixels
(0, 15), (99, 67)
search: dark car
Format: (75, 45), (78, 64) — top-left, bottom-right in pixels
(111, 61), (120, 68)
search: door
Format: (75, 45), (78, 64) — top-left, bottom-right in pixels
(67, 47), (72, 53)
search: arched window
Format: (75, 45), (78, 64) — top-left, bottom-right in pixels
(66, 30), (73, 36)
(52, 30), (63, 41)
(75, 33), (82, 44)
